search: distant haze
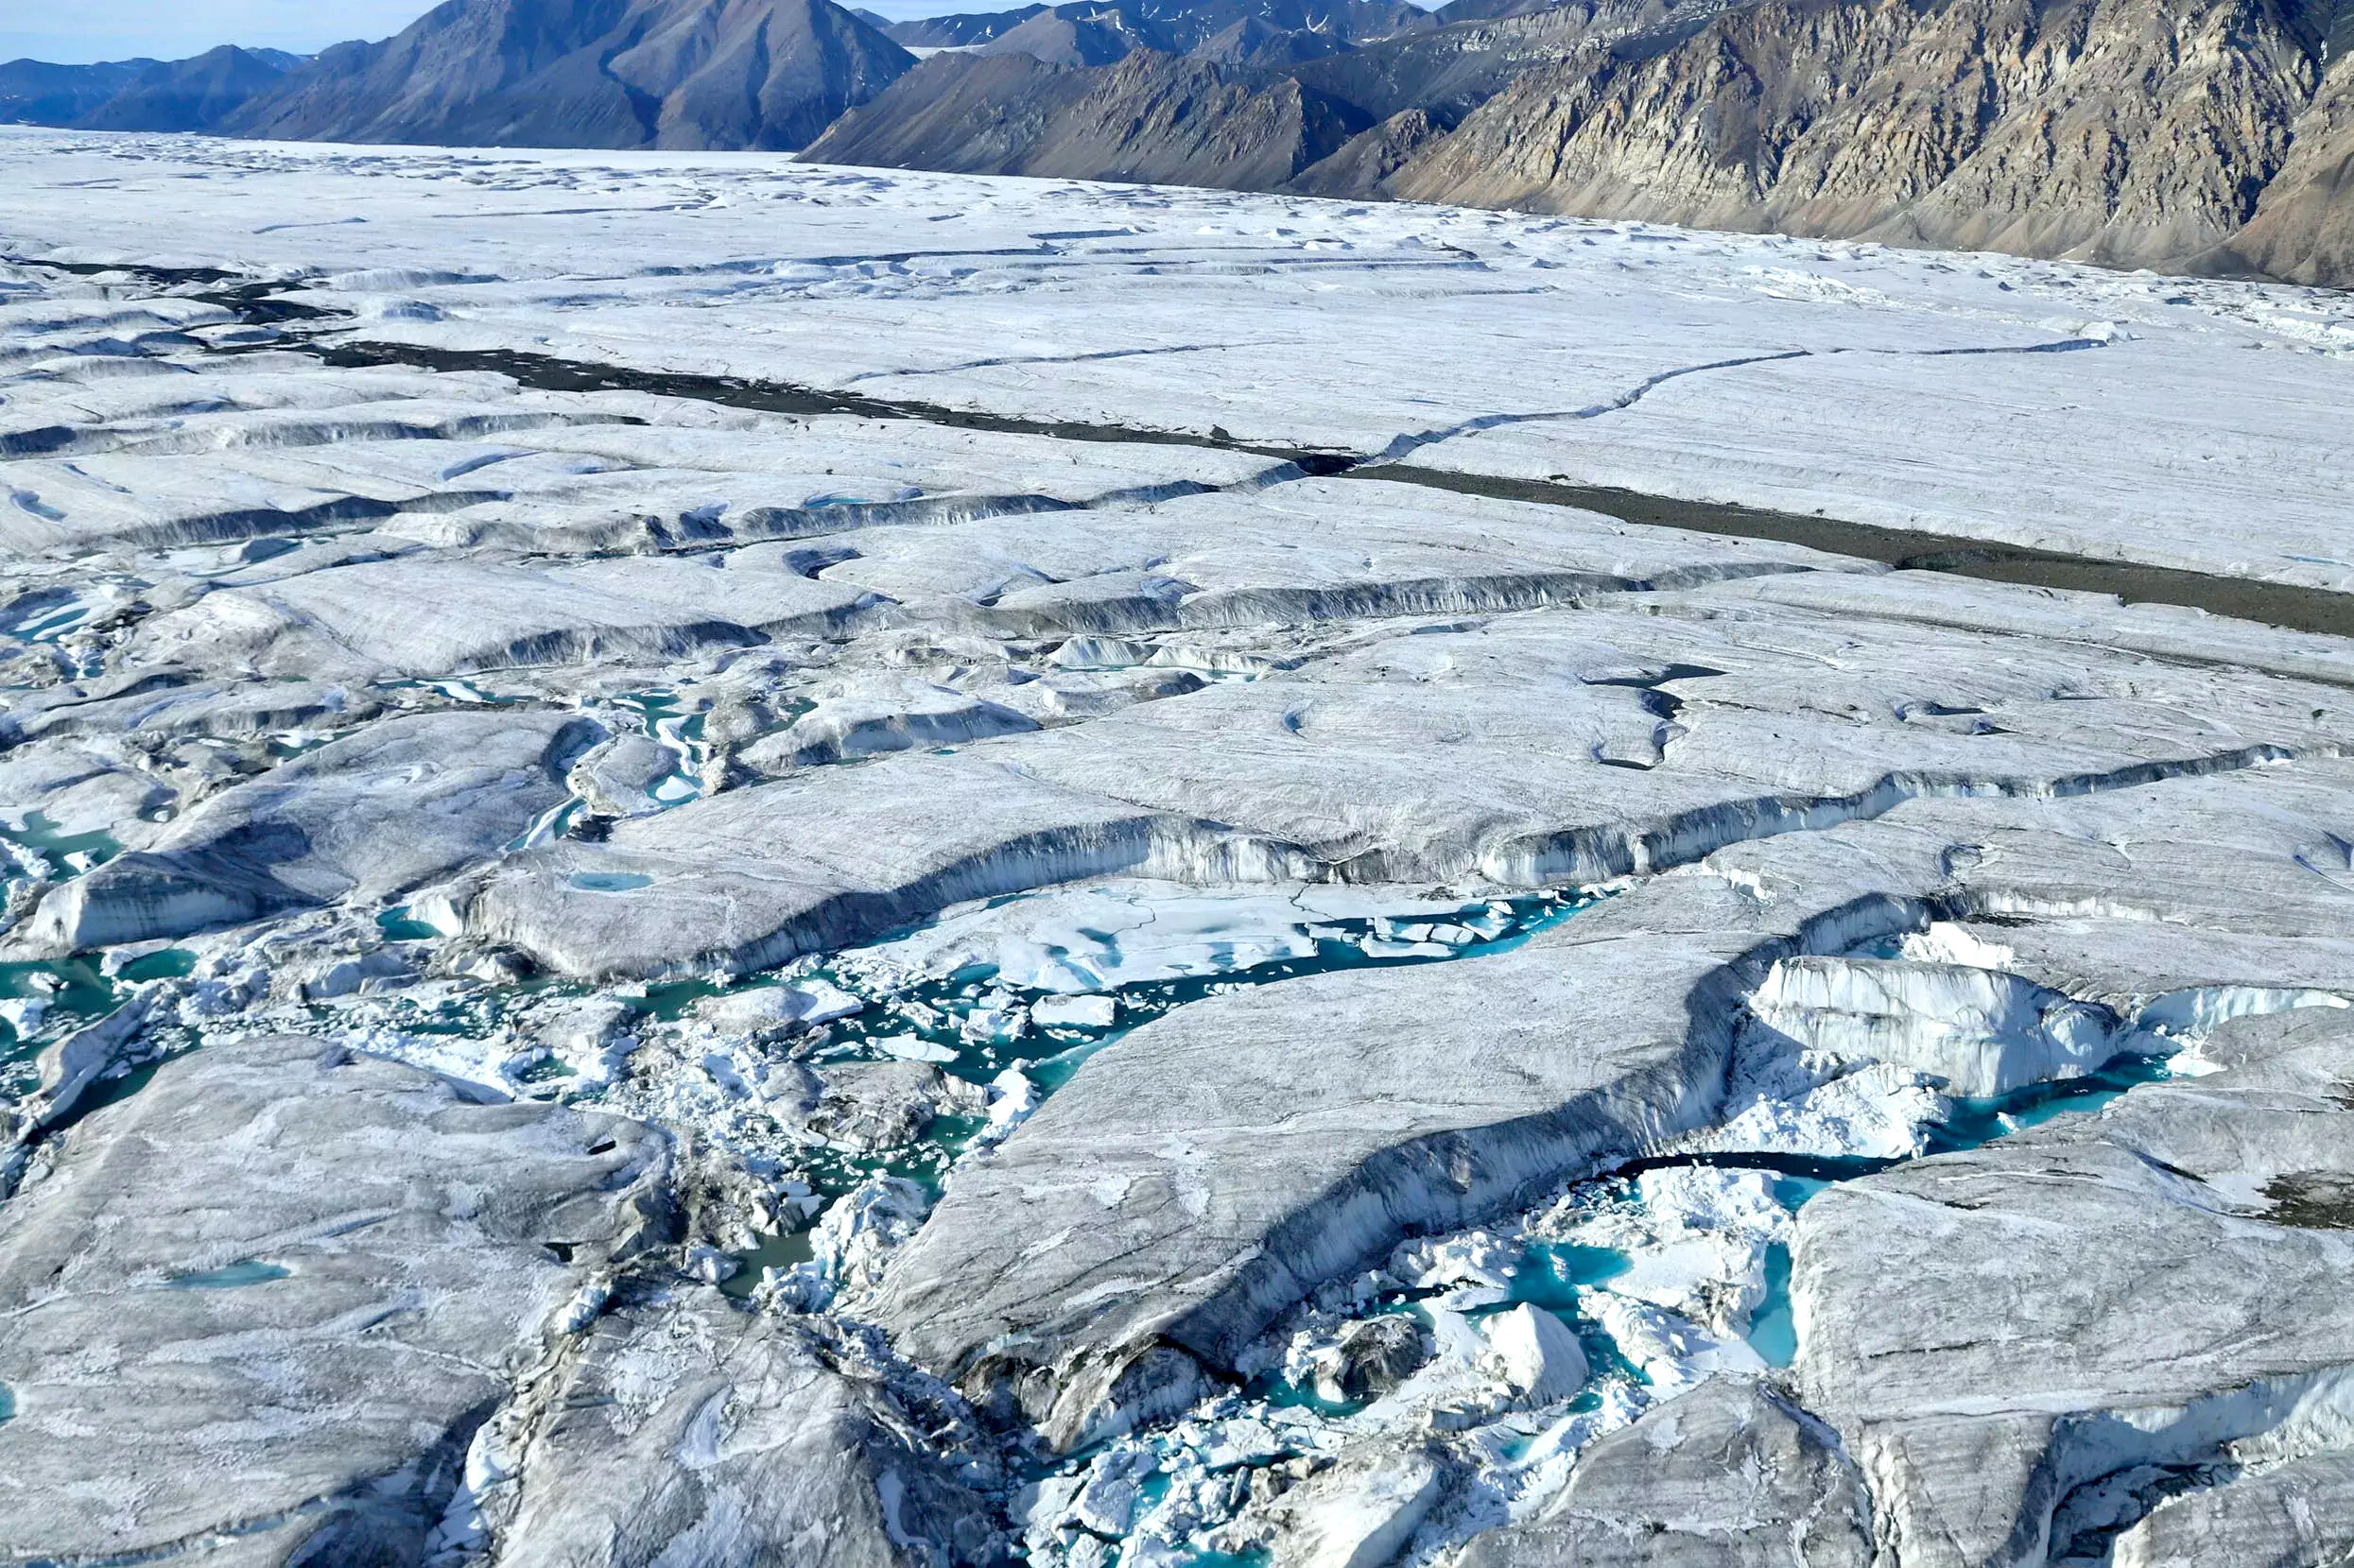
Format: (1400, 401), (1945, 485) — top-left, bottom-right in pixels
(0, 0), (1117, 63)
(0, 2), (438, 63)
(0, 0), (1445, 63)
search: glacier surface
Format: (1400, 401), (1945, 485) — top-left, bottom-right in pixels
(3, 127), (2354, 1568)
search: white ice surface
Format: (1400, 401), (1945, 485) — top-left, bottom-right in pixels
(837, 879), (1521, 994)
(2, 129), (2350, 589)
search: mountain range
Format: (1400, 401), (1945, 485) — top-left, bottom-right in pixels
(6, 0), (2350, 286)
(5, 0), (913, 151)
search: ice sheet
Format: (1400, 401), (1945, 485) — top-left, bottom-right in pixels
(5, 128), (2349, 589)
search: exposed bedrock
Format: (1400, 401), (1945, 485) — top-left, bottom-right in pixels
(223, 0), (917, 154)
(805, 47), (1377, 192)
(494, 1294), (1009, 1568)
(2196, 48), (2354, 288)
(872, 762), (2354, 1451)
(1448, 1377), (1873, 1567)
(0, 1033), (674, 1565)
(1791, 1002), (2354, 1568)
(18, 707), (602, 953)
(1387, 0), (2337, 277)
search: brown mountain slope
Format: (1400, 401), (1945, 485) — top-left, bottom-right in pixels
(1285, 103), (1459, 193)
(229, 0), (912, 151)
(1385, 0), (2332, 271)
(805, 47), (1372, 185)
(74, 46), (292, 133)
(2207, 47), (2354, 283)
(807, 0), (1728, 188)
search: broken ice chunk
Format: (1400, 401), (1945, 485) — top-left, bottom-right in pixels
(568, 732), (678, 818)
(1695, 1059), (1944, 1160)
(1072, 1449), (1152, 1536)
(961, 1001), (1027, 1042)
(695, 979), (864, 1035)
(1483, 1303), (1588, 1406)
(805, 1178), (935, 1306)
(532, 997), (641, 1088)
(1391, 1230), (1519, 1291)
(804, 1061), (985, 1149)
(1584, 1292), (1765, 1396)
(1898, 921), (2016, 969)
(988, 1067), (1041, 1131)
(1216, 1442), (1444, 1567)
(871, 1034), (958, 1064)
(685, 1245), (740, 1285)
(1359, 937), (1455, 959)
(1750, 956), (2123, 1096)
(1031, 993), (1116, 1029)
(1537, 1167), (1790, 1335)
(1051, 636), (1151, 670)
(552, 1278), (612, 1335)
(701, 1051), (753, 1099)
(1307, 1315), (1428, 1405)
(788, 980), (865, 1024)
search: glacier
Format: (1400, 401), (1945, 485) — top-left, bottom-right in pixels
(3, 125), (2354, 1568)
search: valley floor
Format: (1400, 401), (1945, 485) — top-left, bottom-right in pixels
(6, 128), (2354, 1568)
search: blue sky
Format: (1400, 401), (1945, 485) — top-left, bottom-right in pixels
(0, 1), (438, 62)
(0, 0), (956, 62)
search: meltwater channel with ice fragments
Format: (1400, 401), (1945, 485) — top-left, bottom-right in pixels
(4, 128), (2354, 1568)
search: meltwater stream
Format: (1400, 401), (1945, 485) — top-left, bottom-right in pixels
(1002, 1026), (2205, 1568)
(0, 852), (2290, 1568)
(37, 259), (2348, 643)
(636, 884), (1592, 1218)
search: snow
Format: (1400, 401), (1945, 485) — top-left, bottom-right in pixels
(1582, 1293), (1766, 1397)
(10, 123), (2354, 1568)
(1030, 993), (1116, 1028)
(692, 978), (864, 1031)
(1480, 1304), (1588, 1407)
(839, 879), (1537, 994)
(4, 128), (2349, 590)
(1749, 956), (2123, 1097)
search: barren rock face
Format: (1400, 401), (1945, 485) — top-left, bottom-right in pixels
(226, 0), (918, 151)
(821, 0), (2354, 284)
(1393, 0), (2328, 271)
(806, 47), (1377, 189)
(2211, 48), (2354, 284)
(4, 141), (2354, 1568)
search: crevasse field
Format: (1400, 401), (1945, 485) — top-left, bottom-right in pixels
(6, 126), (2354, 1568)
